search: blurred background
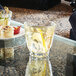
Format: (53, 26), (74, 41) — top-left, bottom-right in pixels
(0, 0), (73, 38)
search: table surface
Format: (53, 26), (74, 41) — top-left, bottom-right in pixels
(0, 21), (76, 76)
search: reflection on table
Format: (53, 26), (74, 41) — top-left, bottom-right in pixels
(0, 42), (28, 76)
(25, 56), (53, 76)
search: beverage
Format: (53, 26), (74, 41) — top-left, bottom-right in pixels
(25, 22), (56, 57)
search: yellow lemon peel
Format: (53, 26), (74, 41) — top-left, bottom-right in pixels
(38, 28), (47, 52)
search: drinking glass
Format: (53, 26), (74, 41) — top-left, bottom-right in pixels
(24, 21), (56, 57)
(0, 10), (12, 26)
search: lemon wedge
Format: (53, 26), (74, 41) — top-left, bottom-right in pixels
(4, 18), (9, 26)
(0, 19), (4, 26)
(32, 33), (42, 42)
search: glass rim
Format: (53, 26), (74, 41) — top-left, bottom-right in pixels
(24, 21), (56, 27)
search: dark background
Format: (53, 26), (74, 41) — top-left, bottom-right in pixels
(0, 0), (61, 10)
(65, 0), (71, 1)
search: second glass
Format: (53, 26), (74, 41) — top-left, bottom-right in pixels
(0, 8), (12, 26)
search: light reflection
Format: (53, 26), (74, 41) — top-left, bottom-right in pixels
(25, 56), (53, 76)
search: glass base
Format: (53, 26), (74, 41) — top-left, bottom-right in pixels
(30, 51), (49, 58)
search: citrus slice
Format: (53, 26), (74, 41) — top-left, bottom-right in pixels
(32, 33), (42, 42)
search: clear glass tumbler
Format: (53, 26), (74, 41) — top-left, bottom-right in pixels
(24, 21), (56, 57)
